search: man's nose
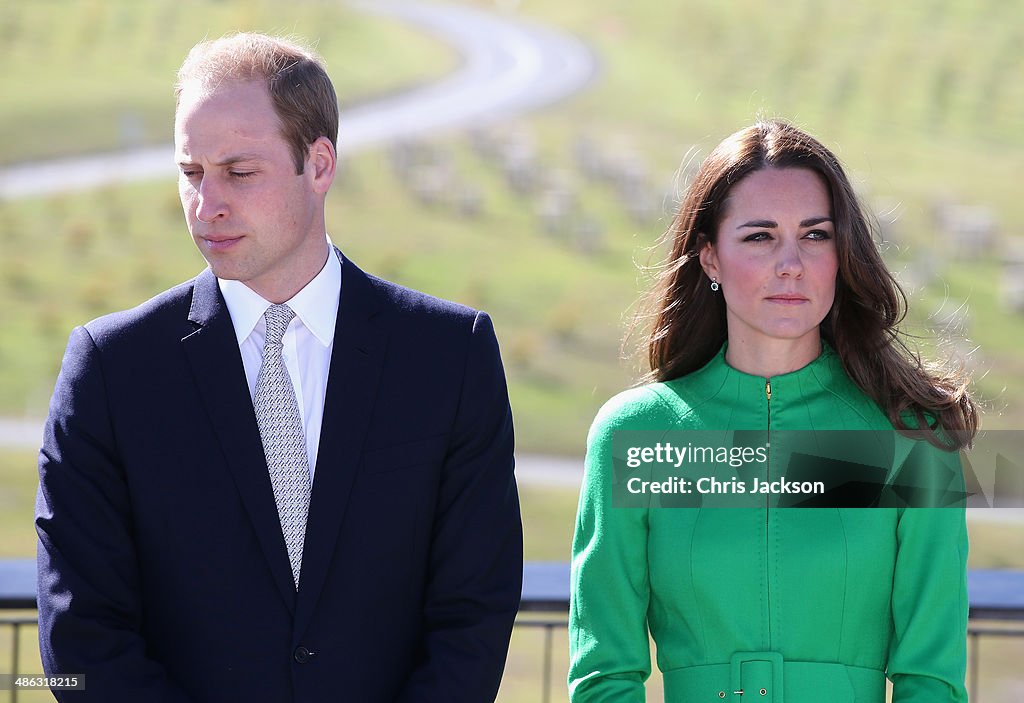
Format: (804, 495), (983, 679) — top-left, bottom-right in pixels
(195, 176), (228, 223)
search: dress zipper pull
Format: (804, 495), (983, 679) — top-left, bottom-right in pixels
(765, 379), (772, 401)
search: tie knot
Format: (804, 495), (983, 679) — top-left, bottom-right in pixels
(263, 304), (296, 346)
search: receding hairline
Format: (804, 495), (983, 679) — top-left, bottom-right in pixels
(174, 75), (274, 112)
(173, 31), (339, 173)
(174, 32), (326, 99)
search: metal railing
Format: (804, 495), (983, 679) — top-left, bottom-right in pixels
(512, 615), (567, 703)
(505, 620), (1024, 703)
(0, 613), (573, 703)
(1, 615), (38, 703)
(968, 623), (1024, 702)
(4, 563), (1023, 702)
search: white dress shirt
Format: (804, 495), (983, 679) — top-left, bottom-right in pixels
(218, 244), (341, 481)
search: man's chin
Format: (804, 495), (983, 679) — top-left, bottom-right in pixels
(202, 259), (249, 282)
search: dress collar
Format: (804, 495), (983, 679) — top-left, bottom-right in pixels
(693, 341), (842, 398)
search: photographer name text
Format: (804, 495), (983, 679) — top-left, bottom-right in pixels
(626, 476), (825, 495)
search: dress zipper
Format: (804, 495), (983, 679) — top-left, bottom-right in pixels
(764, 377), (772, 649)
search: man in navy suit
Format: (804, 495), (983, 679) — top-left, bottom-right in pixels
(35, 33), (522, 702)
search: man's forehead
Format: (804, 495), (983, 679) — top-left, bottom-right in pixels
(175, 78), (274, 121)
(175, 79), (282, 140)
(174, 86), (288, 167)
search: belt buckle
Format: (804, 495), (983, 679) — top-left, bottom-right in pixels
(729, 651), (784, 702)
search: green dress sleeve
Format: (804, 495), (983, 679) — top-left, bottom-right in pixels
(568, 389), (660, 702)
(887, 439), (969, 703)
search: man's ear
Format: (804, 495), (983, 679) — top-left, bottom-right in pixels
(307, 136), (337, 194)
(698, 235), (719, 280)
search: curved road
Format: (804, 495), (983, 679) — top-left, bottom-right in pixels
(0, 1), (595, 199)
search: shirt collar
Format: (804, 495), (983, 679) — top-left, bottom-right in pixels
(218, 238), (342, 348)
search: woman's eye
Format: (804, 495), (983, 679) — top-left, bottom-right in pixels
(805, 229), (832, 240)
(743, 232), (771, 242)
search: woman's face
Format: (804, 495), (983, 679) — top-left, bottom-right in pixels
(699, 167), (838, 360)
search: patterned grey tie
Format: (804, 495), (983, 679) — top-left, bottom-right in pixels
(253, 304), (311, 589)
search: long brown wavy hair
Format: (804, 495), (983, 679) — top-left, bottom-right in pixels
(641, 120), (978, 448)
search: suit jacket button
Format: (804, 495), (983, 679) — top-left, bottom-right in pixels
(294, 646), (313, 664)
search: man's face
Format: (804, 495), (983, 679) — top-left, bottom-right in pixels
(174, 79), (330, 302)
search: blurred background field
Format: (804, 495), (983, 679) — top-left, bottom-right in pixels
(1, 0), (1023, 700)
(2, 0), (1023, 451)
(0, 0), (457, 165)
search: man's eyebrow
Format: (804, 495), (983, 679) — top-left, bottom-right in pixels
(737, 216), (833, 229)
(176, 154), (266, 167)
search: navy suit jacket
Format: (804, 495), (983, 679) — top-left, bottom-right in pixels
(36, 254), (523, 702)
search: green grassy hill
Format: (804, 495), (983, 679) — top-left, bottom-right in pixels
(0, 0), (456, 165)
(2, 0), (1021, 454)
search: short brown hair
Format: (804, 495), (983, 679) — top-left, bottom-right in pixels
(175, 32), (339, 174)
(641, 120), (978, 447)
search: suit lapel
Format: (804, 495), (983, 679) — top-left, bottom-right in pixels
(181, 269), (297, 612)
(294, 255), (388, 636)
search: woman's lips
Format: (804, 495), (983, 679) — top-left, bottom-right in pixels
(765, 295), (808, 305)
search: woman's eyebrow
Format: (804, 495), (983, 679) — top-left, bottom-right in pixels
(737, 216), (833, 229)
(738, 219), (777, 229)
(800, 216), (833, 227)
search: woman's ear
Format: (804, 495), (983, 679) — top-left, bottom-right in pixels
(698, 235), (719, 280)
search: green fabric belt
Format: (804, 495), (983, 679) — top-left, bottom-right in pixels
(662, 653), (885, 703)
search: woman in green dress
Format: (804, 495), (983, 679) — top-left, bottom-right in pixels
(568, 120), (979, 703)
